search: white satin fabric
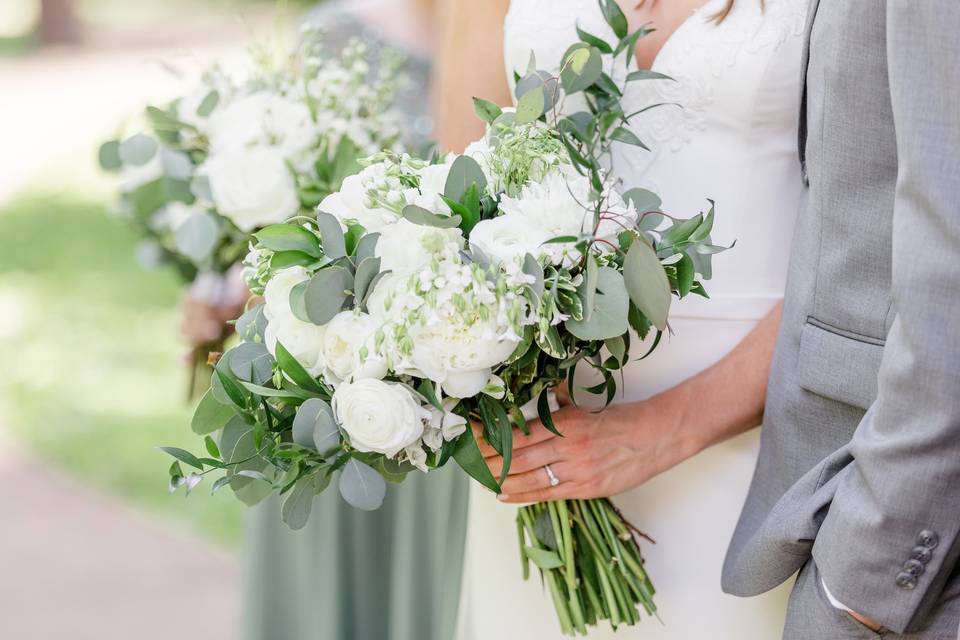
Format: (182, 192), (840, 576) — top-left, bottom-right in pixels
(456, 0), (809, 637)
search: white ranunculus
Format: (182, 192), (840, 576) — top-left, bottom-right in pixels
(375, 218), (463, 274)
(320, 311), (387, 384)
(202, 146), (299, 231)
(468, 215), (550, 265)
(318, 163), (400, 233)
(333, 379), (429, 457)
(205, 92), (271, 154)
(262, 267), (327, 376)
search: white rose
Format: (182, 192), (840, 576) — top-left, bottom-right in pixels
(202, 146), (299, 231)
(320, 311), (387, 384)
(205, 92), (271, 154)
(375, 218), (463, 274)
(263, 267), (327, 376)
(333, 379), (429, 457)
(468, 215), (550, 265)
(318, 163), (400, 233)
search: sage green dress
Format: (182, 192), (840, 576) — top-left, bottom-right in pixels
(241, 7), (469, 640)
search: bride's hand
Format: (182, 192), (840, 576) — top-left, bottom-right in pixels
(478, 393), (702, 503)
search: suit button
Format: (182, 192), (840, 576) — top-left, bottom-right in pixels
(903, 559), (925, 577)
(917, 530), (939, 549)
(896, 571), (918, 590)
(911, 545), (933, 564)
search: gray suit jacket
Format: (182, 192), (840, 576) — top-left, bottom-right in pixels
(722, 0), (960, 635)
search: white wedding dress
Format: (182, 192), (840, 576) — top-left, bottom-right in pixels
(455, 0), (808, 638)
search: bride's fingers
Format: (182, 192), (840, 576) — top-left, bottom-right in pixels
(498, 460), (577, 495)
(476, 418), (560, 459)
(487, 439), (561, 477)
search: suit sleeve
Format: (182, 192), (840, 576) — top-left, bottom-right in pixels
(811, 1), (960, 634)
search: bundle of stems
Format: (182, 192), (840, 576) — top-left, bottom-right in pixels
(517, 498), (657, 636)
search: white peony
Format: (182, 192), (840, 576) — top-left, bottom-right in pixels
(375, 218), (463, 274)
(320, 310), (387, 384)
(468, 215), (550, 266)
(318, 163), (400, 233)
(202, 146), (300, 231)
(496, 172), (635, 265)
(406, 312), (520, 397)
(262, 267), (327, 377)
(333, 379), (429, 457)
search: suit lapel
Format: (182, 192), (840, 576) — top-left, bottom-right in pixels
(798, 0), (821, 183)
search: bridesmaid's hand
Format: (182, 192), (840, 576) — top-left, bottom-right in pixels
(477, 393), (702, 503)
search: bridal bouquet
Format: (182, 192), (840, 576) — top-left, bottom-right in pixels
(169, 5), (726, 635)
(98, 27), (406, 392)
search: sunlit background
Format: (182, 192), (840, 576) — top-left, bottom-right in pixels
(0, 1), (316, 636)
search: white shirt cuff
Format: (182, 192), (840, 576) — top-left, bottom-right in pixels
(821, 578), (854, 613)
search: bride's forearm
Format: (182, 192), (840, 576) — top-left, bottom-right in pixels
(644, 301), (783, 457)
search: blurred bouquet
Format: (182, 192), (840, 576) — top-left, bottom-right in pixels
(98, 27), (408, 393)
(168, 6), (728, 636)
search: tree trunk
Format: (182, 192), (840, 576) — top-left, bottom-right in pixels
(38, 0), (82, 45)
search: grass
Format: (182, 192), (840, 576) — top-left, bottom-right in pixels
(0, 186), (244, 545)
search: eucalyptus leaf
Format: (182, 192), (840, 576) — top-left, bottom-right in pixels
(98, 140), (121, 171)
(561, 45), (602, 94)
(444, 155), (488, 202)
(565, 267), (629, 340)
(339, 458), (387, 510)
(293, 398), (340, 452)
(353, 257), (382, 302)
(576, 25), (613, 54)
(282, 476), (315, 530)
(235, 304), (267, 342)
(577, 254), (599, 322)
(118, 133), (158, 166)
(227, 342), (274, 385)
(219, 416), (255, 464)
(316, 211), (346, 258)
(172, 211), (218, 262)
(623, 238), (671, 330)
(402, 204), (461, 229)
(191, 388), (235, 435)
(304, 266), (352, 325)
(354, 232), (380, 262)
(289, 280), (310, 323)
(515, 85), (545, 124)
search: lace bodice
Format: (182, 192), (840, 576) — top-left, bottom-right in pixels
(504, 0), (808, 318)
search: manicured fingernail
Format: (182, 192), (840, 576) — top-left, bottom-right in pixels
(498, 494), (509, 501)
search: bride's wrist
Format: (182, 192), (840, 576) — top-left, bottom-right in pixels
(646, 383), (709, 460)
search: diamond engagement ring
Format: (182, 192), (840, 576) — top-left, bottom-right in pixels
(544, 464), (560, 487)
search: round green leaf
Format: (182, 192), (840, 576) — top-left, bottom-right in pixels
(304, 266), (352, 325)
(98, 140), (121, 171)
(338, 458), (387, 511)
(293, 398), (340, 452)
(565, 267), (629, 340)
(227, 342), (275, 385)
(515, 85), (546, 124)
(118, 133), (158, 166)
(255, 224), (322, 258)
(174, 211), (218, 263)
(444, 155), (488, 202)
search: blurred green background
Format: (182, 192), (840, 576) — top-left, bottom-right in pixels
(0, 0), (319, 546)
